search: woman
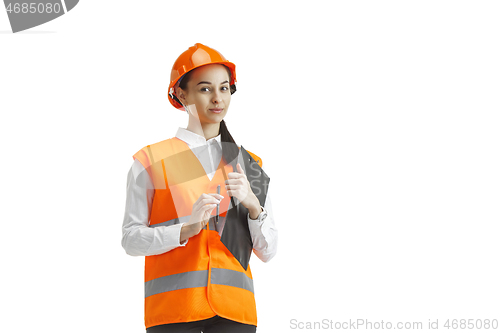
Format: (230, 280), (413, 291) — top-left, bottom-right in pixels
(122, 43), (278, 333)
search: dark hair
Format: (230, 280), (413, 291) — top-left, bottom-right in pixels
(178, 65), (239, 169)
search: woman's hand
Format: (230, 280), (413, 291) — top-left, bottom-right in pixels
(180, 192), (224, 243)
(225, 163), (262, 219)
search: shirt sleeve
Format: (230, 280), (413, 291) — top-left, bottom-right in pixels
(247, 185), (278, 263)
(121, 158), (188, 256)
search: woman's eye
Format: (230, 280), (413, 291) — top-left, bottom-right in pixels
(200, 87), (210, 92)
(221, 86), (229, 91)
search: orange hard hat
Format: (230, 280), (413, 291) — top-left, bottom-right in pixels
(168, 43), (237, 110)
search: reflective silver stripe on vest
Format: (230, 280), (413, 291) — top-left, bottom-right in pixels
(151, 215), (219, 231)
(144, 268), (254, 298)
(145, 270), (208, 298)
(150, 215), (191, 228)
(211, 268), (254, 294)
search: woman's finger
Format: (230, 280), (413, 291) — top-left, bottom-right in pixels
(200, 193), (224, 201)
(227, 172), (244, 180)
(226, 184), (243, 191)
(201, 196), (221, 203)
(225, 179), (243, 185)
(191, 193), (223, 222)
(200, 197), (221, 207)
(204, 201), (214, 208)
(203, 203), (218, 210)
(205, 192), (224, 198)
(197, 193), (217, 202)
(236, 163), (245, 174)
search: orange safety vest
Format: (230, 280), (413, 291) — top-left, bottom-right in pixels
(132, 137), (262, 329)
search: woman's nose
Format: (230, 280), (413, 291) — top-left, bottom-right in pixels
(212, 92), (221, 104)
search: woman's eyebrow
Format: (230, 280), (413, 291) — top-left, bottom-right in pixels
(196, 80), (229, 85)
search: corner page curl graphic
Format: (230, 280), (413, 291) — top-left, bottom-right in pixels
(3, 0), (79, 33)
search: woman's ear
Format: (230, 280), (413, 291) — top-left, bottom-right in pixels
(176, 86), (187, 105)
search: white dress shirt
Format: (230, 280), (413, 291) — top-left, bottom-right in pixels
(122, 127), (278, 263)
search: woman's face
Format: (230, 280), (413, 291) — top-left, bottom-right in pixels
(177, 64), (231, 125)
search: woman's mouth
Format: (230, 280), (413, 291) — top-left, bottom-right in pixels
(209, 108), (223, 113)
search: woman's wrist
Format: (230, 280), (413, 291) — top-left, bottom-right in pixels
(180, 223), (196, 243)
(179, 224), (188, 243)
(248, 203), (263, 220)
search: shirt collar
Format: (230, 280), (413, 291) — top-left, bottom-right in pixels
(175, 127), (221, 149)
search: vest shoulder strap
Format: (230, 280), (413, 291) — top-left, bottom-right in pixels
(132, 138), (181, 168)
(241, 147), (262, 168)
(132, 138), (182, 188)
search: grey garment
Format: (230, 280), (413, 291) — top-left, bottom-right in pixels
(218, 145), (271, 270)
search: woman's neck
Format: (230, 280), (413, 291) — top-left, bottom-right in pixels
(186, 117), (220, 140)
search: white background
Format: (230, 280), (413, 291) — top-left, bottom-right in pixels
(1, 1), (499, 332)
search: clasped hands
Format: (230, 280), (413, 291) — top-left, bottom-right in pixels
(180, 163), (262, 243)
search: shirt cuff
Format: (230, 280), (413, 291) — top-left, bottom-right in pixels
(247, 206), (266, 225)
